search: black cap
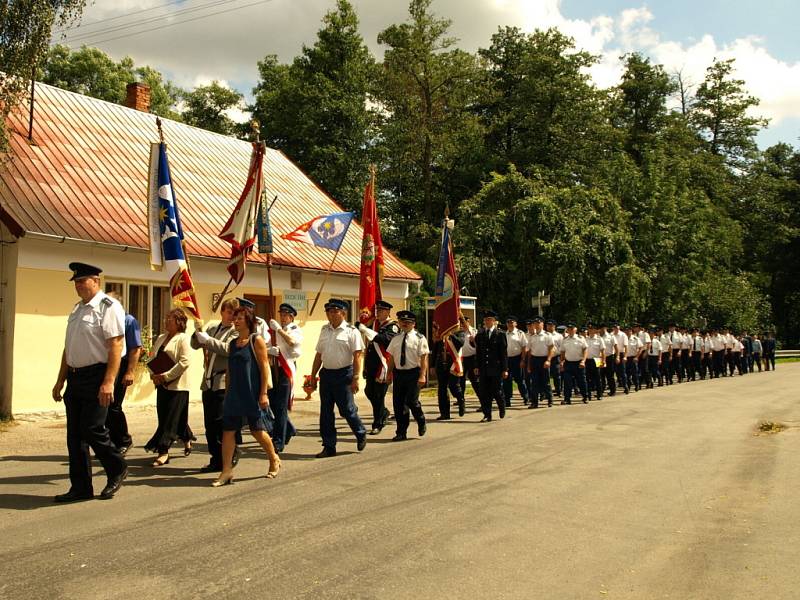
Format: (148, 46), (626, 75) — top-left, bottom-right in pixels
(483, 310), (498, 319)
(565, 321), (577, 328)
(237, 297), (256, 309)
(278, 303), (297, 316)
(396, 310), (416, 322)
(68, 262), (102, 281)
(324, 298), (348, 311)
(506, 315), (517, 322)
(545, 319), (556, 325)
(533, 316), (544, 323)
(375, 300), (393, 310)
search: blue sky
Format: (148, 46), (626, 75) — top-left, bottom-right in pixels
(61, 0), (799, 148)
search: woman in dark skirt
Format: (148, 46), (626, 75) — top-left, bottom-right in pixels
(212, 306), (281, 487)
(144, 309), (194, 466)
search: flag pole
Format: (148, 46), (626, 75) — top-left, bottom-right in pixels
(308, 246), (344, 316)
(265, 194), (277, 322)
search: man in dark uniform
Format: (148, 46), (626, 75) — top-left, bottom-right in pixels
(431, 321), (466, 419)
(51, 263), (128, 502)
(308, 299), (367, 458)
(474, 310), (508, 422)
(104, 291), (141, 454)
(358, 300), (399, 434)
(385, 310), (428, 440)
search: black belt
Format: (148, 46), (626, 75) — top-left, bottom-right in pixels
(68, 363), (106, 374)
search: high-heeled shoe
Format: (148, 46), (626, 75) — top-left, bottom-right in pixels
(211, 473), (234, 487)
(266, 458), (281, 479)
(184, 442), (192, 456)
(152, 454), (170, 466)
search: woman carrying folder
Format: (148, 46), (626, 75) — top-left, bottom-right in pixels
(144, 309), (194, 466)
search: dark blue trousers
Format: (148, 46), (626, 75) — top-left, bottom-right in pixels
(550, 356), (562, 395)
(503, 356), (528, 405)
(562, 360), (587, 404)
(530, 356), (553, 407)
(268, 369), (296, 452)
(393, 368), (426, 436)
(626, 357), (639, 391)
(319, 367), (366, 450)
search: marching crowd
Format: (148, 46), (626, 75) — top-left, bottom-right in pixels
(50, 261), (778, 502)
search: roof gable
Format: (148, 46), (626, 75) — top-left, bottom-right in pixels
(1, 83), (420, 281)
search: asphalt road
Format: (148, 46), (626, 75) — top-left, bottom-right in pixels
(1, 365), (798, 599)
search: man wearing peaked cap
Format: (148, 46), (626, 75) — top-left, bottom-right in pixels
(474, 310), (508, 421)
(52, 262), (128, 501)
(266, 302), (302, 453)
(545, 319), (564, 397)
(503, 316), (529, 407)
(357, 300), (399, 435)
(385, 310), (429, 440)
(236, 297), (269, 340)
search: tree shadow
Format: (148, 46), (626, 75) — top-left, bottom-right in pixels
(0, 493), (80, 510)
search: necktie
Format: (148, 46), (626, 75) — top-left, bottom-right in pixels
(400, 332), (407, 367)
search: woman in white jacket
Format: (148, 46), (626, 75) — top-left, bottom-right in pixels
(144, 309), (193, 466)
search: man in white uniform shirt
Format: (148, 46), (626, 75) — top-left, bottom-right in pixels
(308, 299), (367, 458)
(624, 326), (641, 391)
(599, 324), (618, 397)
(659, 328), (673, 386)
(584, 323), (605, 401)
(503, 316), (529, 407)
(525, 316), (554, 408)
(459, 316), (479, 400)
(267, 303), (302, 452)
(52, 263), (128, 502)
(546, 320), (563, 397)
(646, 327), (663, 388)
(611, 323), (629, 394)
(385, 311), (429, 441)
(560, 322), (589, 404)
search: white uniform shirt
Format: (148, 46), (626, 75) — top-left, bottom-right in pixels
(461, 326), (478, 357)
(659, 334), (672, 353)
(703, 335), (713, 353)
(315, 320), (364, 369)
(733, 338), (743, 352)
(549, 330), (564, 354)
(638, 330), (651, 346)
(692, 335), (704, 352)
(65, 291), (126, 368)
(386, 329), (429, 370)
(562, 334), (588, 361)
(710, 334), (726, 352)
(613, 330), (628, 356)
(275, 322), (303, 361)
(505, 328), (527, 357)
(680, 333), (691, 350)
(649, 337), (663, 356)
(601, 332), (616, 357)
(723, 333), (734, 350)
(526, 330), (553, 357)
(626, 334), (641, 356)
(586, 335), (604, 359)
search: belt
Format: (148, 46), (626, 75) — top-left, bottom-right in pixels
(68, 362), (106, 374)
(320, 366), (352, 374)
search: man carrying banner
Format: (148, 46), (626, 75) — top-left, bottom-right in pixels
(358, 300), (399, 435)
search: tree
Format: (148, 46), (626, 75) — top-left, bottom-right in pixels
(251, 0), (377, 211)
(691, 58), (768, 165)
(182, 81), (243, 135)
(39, 45), (183, 120)
(375, 0), (485, 259)
(0, 0), (86, 154)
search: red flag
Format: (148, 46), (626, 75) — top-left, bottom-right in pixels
(218, 142), (265, 284)
(433, 221), (462, 375)
(358, 171), (385, 323)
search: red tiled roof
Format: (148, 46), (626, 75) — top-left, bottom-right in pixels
(0, 83), (420, 281)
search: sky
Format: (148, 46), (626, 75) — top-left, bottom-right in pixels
(55, 0), (800, 148)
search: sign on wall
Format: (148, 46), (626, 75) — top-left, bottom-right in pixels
(283, 291), (307, 311)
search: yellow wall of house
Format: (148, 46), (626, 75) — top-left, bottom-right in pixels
(12, 266), (409, 414)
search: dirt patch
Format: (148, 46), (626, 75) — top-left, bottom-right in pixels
(755, 421), (786, 435)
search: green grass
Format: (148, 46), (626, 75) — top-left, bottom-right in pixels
(776, 357), (800, 363)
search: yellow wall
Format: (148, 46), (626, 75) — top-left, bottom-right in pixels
(12, 266), (408, 413)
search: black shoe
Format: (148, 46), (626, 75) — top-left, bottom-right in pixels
(435, 415), (450, 421)
(391, 434), (407, 442)
(99, 468), (128, 500)
(232, 447), (241, 467)
(381, 408), (391, 426)
(357, 436), (367, 451)
(458, 403), (465, 417)
(480, 417), (492, 422)
(505, 402), (511, 408)
(316, 447), (337, 458)
(474, 407), (483, 412)
(499, 407), (506, 419)
(369, 427), (381, 435)
(418, 422), (427, 437)
(200, 463), (222, 473)
(527, 403), (539, 409)
(582, 398), (588, 404)
(118, 443), (132, 456)
(54, 489), (93, 503)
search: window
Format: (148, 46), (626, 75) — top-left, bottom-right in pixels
(104, 280), (170, 343)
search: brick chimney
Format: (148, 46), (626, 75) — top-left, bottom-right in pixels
(125, 82), (151, 112)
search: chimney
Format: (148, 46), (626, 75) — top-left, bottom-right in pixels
(125, 82), (151, 112)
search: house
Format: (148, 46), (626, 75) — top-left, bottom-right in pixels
(0, 82), (420, 415)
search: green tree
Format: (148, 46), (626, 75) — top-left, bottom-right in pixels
(376, 0), (485, 259)
(251, 0), (377, 211)
(39, 44), (182, 119)
(0, 0), (85, 154)
(691, 58), (768, 165)
(181, 81), (243, 135)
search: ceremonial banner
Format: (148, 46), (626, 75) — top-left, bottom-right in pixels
(358, 172), (385, 321)
(282, 212), (353, 251)
(433, 220), (462, 375)
(256, 191), (273, 254)
(219, 142), (265, 284)
(147, 143), (202, 321)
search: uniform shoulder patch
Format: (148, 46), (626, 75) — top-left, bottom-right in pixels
(100, 297), (114, 308)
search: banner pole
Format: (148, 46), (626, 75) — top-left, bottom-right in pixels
(308, 246), (343, 316)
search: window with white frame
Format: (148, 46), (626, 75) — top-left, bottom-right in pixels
(104, 279), (171, 343)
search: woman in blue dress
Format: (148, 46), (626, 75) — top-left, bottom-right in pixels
(212, 306), (281, 486)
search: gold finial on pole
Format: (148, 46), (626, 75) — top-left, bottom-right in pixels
(250, 119), (261, 142)
(156, 117), (165, 144)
